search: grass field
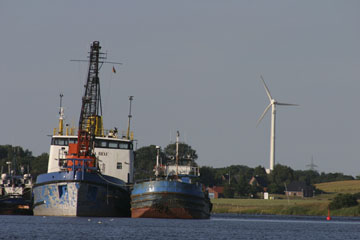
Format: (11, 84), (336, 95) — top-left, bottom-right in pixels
(211, 198), (330, 216)
(211, 180), (360, 216)
(315, 180), (360, 194)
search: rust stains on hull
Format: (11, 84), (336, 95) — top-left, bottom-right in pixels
(131, 207), (196, 219)
(131, 191), (211, 219)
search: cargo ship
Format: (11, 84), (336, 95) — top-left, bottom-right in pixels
(33, 41), (134, 217)
(0, 156), (33, 215)
(131, 132), (212, 219)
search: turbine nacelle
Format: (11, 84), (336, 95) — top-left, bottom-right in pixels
(257, 77), (298, 126)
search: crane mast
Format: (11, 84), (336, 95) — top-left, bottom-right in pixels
(66, 41), (105, 170)
(77, 41), (104, 157)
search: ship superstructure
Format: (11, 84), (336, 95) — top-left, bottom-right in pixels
(48, 92), (134, 183)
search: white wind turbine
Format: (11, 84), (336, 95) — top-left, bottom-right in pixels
(257, 76), (298, 173)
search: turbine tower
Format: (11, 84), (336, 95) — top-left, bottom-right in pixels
(257, 75), (298, 173)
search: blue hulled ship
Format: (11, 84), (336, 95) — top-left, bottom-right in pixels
(131, 132), (212, 219)
(33, 41), (134, 217)
(33, 164), (130, 217)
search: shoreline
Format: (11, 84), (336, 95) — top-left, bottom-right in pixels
(211, 198), (360, 217)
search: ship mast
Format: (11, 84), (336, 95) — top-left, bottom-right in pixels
(58, 93), (64, 135)
(126, 96), (134, 140)
(66, 41), (123, 172)
(78, 41), (105, 157)
(155, 146), (161, 177)
(176, 131), (179, 177)
(65, 41), (105, 166)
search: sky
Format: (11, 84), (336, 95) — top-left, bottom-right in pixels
(0, 1), (359, 176)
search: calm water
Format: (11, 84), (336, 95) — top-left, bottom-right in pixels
(0, 214), (359, 240)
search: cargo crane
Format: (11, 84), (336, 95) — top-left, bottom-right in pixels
(66, 41), (105, 172)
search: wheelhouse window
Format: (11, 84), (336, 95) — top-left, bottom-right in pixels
(51, 138), (77, 146)
(95, 140), (133, 150)
(119, 143), (129, 149)
(51, 137), (132, 150)
(108, 142), (118, 149)
(101, 141), (107, 148)
(117, 162), (122, 169)
(95, 140), (108, 148)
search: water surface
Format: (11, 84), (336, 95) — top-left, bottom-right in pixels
(0, 214), (359, 239)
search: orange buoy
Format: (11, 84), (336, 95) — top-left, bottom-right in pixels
(326, 208), (331, 221)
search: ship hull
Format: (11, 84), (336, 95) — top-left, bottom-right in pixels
(0, 198), (33, 215)
(33, 171), (130, 217)
(131, 180), (211, 219)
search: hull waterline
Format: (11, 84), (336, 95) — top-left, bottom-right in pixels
(33, 171), (130, 217)
(131, 180), (212, 219)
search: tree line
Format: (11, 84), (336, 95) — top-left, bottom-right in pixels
(0, 143), (356, 199)
(134, 144), (356, 198)
(0, 145), (48, 178)
(199, 164), (355, 198)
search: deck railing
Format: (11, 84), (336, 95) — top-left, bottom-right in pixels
(53, 127), (134, 140)
(60, 158), (98, 180)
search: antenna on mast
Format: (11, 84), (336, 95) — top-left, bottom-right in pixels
(70, 59), (122, 71)
(126, 96), (134, 140)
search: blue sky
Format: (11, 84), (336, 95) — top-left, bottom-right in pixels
(0, 1), (359, 175)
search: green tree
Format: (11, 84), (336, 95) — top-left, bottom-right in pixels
(30, 153), (49, 178)
(164, 142), (198, 163)
(319, 172), (354, 183)
(228, 165), (253, 178)
(0, 145), (48, 179)
(0, 145), (32, 169)
(249, 184), (262, 198)
(267, 164), (294, 194)
(329, 194), (359, 210)
(294, 170), (320, 185)
(216, 165), (254, 186)
(253, 165), (267, 179)
(234, 176), (251, 197)
(267, 182), (284, 194)
(134, 145), (159, 181)
(199, 166), (217, 186)
(223, 183), (235, 198)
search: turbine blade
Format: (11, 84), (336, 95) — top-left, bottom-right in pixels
(260, 75), (273, 102)
(276, 102), (299, 106)
(257, 103), (272, 127)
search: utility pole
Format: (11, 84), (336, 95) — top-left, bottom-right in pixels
(306, 156), (318, 171)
